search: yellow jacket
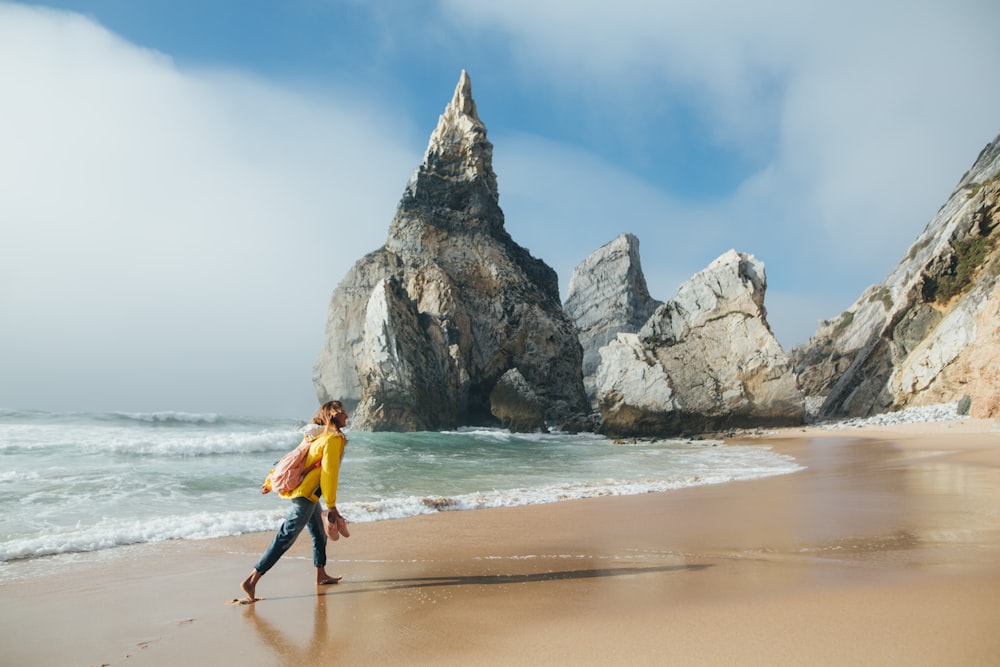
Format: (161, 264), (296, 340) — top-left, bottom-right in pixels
(266, 430), (346, 504)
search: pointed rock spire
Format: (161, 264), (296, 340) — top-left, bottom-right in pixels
(316, 69), (589, 431)
(447, 70), (480, 122)
(404, 70), (498, 208)
(427, 70), (483, 150)
(566, 233), (663, 405)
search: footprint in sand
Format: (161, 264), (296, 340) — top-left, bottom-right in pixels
(227, 597), (262, 605)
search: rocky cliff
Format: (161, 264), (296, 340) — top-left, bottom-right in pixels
(596, 250), (804, 437)
(313, 71), (589, 431)
(794, 132), (1000, 420)
(564, 233), (662, 406)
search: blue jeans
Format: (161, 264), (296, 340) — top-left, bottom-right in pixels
(254, 497), (326, 574)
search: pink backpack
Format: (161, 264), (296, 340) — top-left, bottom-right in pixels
(262, 439), (322, 495)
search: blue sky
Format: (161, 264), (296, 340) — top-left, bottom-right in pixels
(2, 1), (998, 418)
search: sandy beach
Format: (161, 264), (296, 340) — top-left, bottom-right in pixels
(2, 419), (999, 666)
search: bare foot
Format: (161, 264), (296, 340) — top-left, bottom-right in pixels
(240, 570), (262, 603)
(316, 566), (341, 586)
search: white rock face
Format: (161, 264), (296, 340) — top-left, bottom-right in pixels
(888, 274), (1000, 419)
(596, 332), (677, 410)
(565, 233), (662, 405)
(795, 131), (1000, 419)
(890, 301), (976, 395)
(597, 250), (804, 436)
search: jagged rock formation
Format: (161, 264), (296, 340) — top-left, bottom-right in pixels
(565, 233), (662, 406)
(794, 132), (1000, 420)
(313, 71), (589, 431)
(597, 250), (804, 437)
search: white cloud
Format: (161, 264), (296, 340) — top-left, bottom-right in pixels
(495, 132), (729, 295)
(443, 0), (1000, 345)
(0, 5), (417, 416)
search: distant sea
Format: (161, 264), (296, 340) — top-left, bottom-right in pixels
(0, 408), (802, 580)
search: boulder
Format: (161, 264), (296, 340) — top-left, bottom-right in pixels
(489, 368), (546, 432)
(597, 250), (804, 437)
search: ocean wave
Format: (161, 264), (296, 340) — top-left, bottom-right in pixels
(446, 427), (610, 444)
(0, 413), (805, 568)
(0, 457), (802, 564)
(0, 407), (293, 429)
(0, 509), (288, 563)
(0, 470), (41, 484)
(449, 427), (515, 441)
(0, 426), (299, 457)
(340, 465), (802, 522)
(101, 430), (301, 457)
(110, 410), (224, 425)
(103, 410), (297, 430)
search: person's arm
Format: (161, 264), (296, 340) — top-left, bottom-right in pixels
(319, 432), (344, 507)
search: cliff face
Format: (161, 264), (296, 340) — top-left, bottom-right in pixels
(596, 250), (804, 437)
(564, 233), (662, 407)
(313, 73), (999, 433)
(794, 133), (1000, 420)
(313, 71), (589, 431)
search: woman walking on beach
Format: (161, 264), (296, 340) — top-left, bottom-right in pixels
(239, 400), (349, 603)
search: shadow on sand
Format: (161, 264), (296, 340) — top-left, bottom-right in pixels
(328, 562), (712, 596)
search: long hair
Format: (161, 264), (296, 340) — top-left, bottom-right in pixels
(312, 400), (346, 433)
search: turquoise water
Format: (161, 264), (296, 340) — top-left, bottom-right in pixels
(0, 408), (801, 575)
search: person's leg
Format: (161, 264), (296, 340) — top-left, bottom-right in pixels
(305, 503), (327, 569)
(240, 498), (316, 602)
(307, 505), (341, 585)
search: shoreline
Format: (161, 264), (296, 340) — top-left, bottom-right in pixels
(0, 428), (797, 574)
(2, 419), (999, 665)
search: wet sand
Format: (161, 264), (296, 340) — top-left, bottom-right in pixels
(2, 420), (999, 665)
